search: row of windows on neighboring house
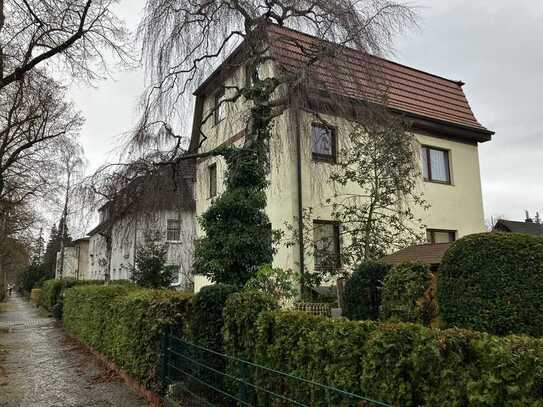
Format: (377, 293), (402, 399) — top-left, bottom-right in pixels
(313, 222), (457, 270)
(206, 124), (453, 198)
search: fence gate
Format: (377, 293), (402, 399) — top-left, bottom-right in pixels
(159, 328), (391, 407)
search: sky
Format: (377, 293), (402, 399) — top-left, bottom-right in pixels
(67, 0), (543, 224)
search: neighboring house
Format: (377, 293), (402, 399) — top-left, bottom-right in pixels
(189, 24), (493, 291)
(87, 165), (197, 290)
(55, 238), (90, 280)
(493, 216), (543, 237)
(381, 243), (453, 272)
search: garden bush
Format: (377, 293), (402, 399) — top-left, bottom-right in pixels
(63, 284), (192, 391)
(343, 261), (391, 320)
(380, 262), (436, 325)
(438, 232), (543, 336)
(248, 310), (543, 406)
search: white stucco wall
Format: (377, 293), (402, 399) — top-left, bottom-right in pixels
(87, 209), (196, 289)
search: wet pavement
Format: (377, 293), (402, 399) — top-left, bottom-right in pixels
(0, 295), (148, 406)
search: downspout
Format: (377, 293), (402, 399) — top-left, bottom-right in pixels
(293, 95), (305, 296)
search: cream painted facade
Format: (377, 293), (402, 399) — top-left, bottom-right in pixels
(193, 60), (488, 291)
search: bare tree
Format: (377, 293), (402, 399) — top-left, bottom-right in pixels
(0, 0), (131, 90)
(0, 72), (83, 201)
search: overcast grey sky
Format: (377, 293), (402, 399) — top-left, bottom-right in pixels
(67, 0), (543, 223)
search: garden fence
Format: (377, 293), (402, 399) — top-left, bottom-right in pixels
(159, 328), (391, 407)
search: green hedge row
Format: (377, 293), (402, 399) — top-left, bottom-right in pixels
(240, 311), (543, 406)
(63, 284), (192, 391)
(439, 232), (543, 336)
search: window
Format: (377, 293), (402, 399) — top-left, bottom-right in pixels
(313, 221), (341, 270)
(312, 124), (336, 162)
(167, 219), (181, 242)
(427, 229), (456, 244)
(421, 146), (451, 183)
(170, 266), (180, 286)
(214, 87), (226, 125)
(208, 163), (217, 198)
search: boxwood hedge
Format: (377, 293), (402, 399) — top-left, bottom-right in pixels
(438, 232), (543, 336)
(63, 284), (192, 391)
(247, 311), (543, 406)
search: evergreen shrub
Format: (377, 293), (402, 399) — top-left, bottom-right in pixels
(343, 261), (391, 321)
(438, 232), (543, 336)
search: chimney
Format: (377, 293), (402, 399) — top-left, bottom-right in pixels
(525, 210), (533, 223)
(536, 212), (542, 224)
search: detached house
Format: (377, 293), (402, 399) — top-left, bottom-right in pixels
(189, 25), (493, 291)
(87, 164), (196, 290)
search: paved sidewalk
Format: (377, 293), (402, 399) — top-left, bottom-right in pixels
(0, 295), (148, 407)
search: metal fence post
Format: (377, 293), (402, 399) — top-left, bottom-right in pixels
(239, 360), (249, 405)
(159, 325), (170, 396)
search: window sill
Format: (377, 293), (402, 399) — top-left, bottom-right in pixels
(312, 154), (337, 164)
(424, 179), (454, 186)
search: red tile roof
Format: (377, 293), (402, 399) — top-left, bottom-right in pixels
(380, 243), (453, 266)
(266, 25), (491, 135)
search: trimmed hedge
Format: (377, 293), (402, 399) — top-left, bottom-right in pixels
(223, 291), (278, 360)
(343, 261), (391, 321)
(248, 311), (543, 406)
(438, 232), (543, 336)
(380, 262), (436, 325)
(191, 284), (238, 352)
(40, 279), (110, 319)
(63, 284), (192, 391)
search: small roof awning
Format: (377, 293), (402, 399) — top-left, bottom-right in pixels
(380, 243), (453, 267)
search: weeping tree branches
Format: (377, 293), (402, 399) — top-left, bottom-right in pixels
(80, 154), (195, 281)
(135, 0), (417, 155)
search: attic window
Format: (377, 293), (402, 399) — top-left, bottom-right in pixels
(214, 87), (226, 125)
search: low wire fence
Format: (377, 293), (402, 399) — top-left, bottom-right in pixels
(159, 329), (391, 407)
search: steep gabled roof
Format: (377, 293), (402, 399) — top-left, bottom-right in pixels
(194, 24), (493, 142)
(381, 243), (453, 266)
(266, 25), (491, 137)
(493, 220), (543, 237)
